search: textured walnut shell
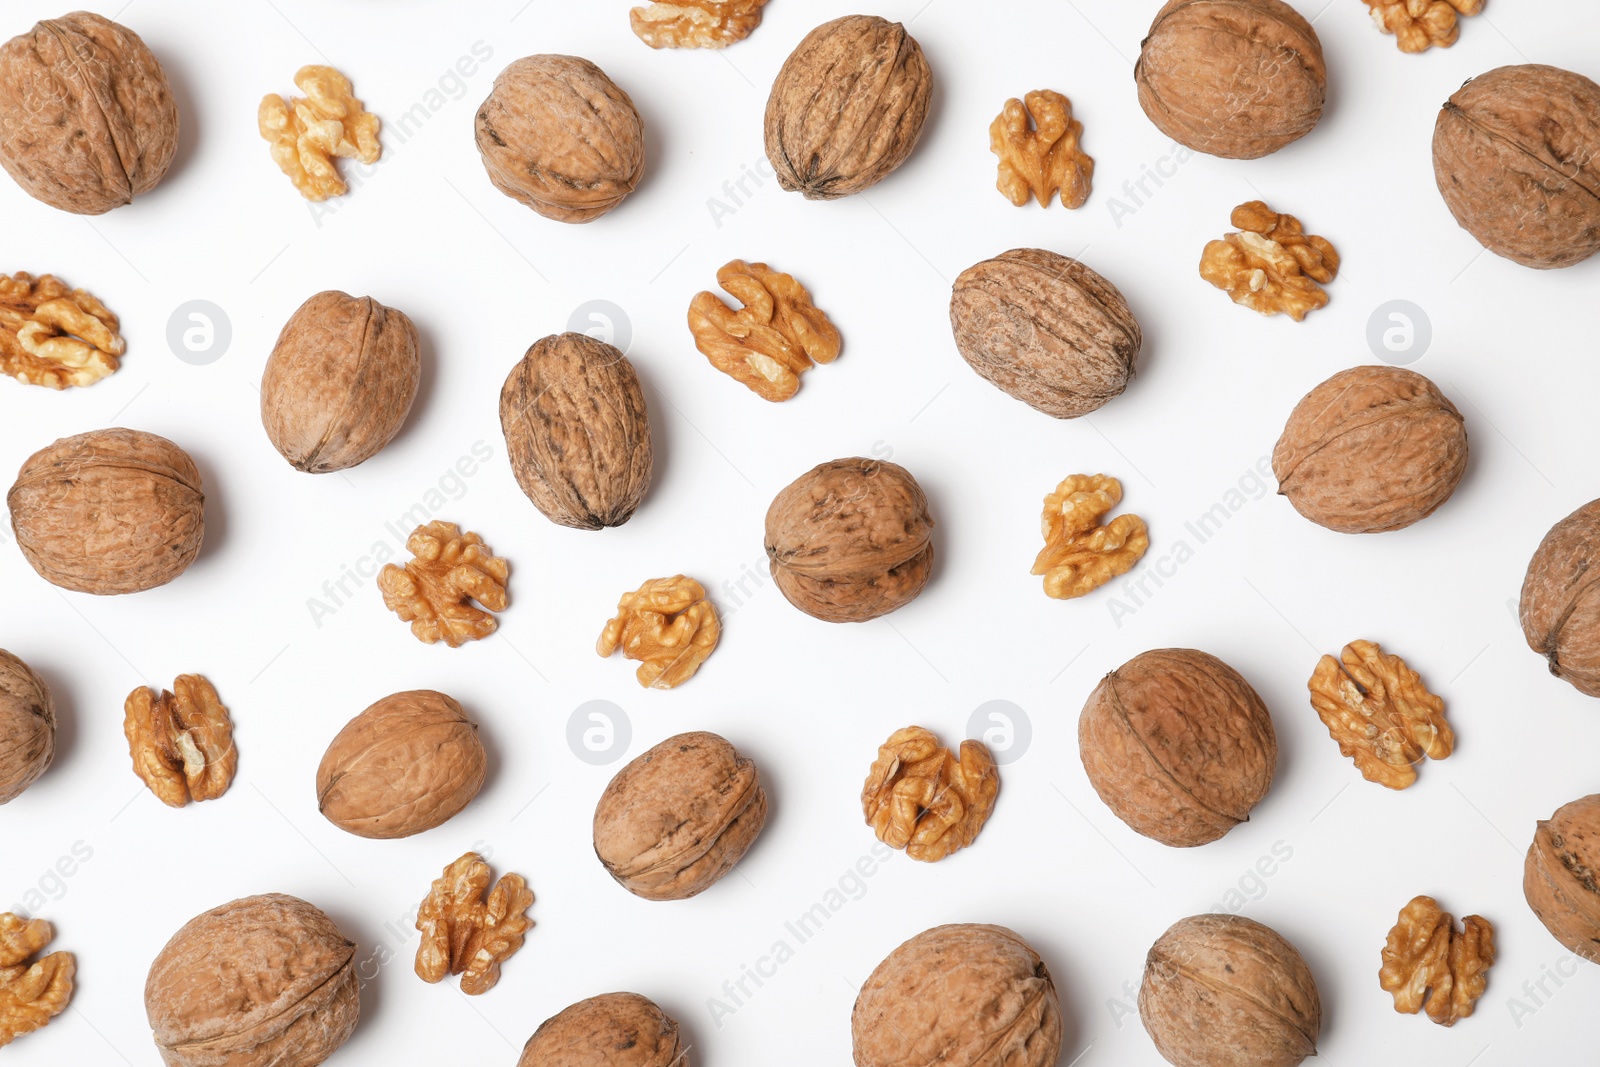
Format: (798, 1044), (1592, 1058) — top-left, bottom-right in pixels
(763, 15), (932, 200)
(950, 248), (1142, 419)
(260, 291), (420, 473)
(315, 690), (486, 840)
(500, 332), (652, 530)
(764, 457), (935, 623)
(1521, 499), (1600, 697)
(1434, 65), (1600, 270)
(0, 649), (54, 804)
(8, 427), (205, 595)
(593, 731), (767, 901)
(475, 55), (644, 223)
(852, 924), (1062, 1067)
(1080, 648), (1276, 848)
(1140, 914), (1321, 1067)
(1272, 365), (1467, 535)
(145, 893), (358, 1067)
(0, 12), (178, 214)
(1526, 794), (1600, 962)
(1135, 0), (1326, 160)
(517, 992), (685, 1067)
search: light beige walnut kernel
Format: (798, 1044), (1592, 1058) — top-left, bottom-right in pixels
(1380, 896), (1494, 1026)
(124, 675), (237, 808)
(415, 852), (533, 996)
(0, 273), (122, 389)
(1366, 0), (1482, 53)
(1310, 640), (1452, 789)
(862, 726), (998, 862)
(689, 259), (841, 402)
(259, 65), (381, 201)
(378, 521), (509, 648)
(630, 0), (768, 48)
(0, 912), (73, 1048)
(991, 90), (1094, 209)
(1032, 474), (1148, 599)
(598, 575), (721, 689)
(1200, 200), (1339, 321)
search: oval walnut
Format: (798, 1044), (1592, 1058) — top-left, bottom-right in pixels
(1525, 794), (1600, 962)
(1521, 498), (1600, 698)
(0, 650), (54, 804)
(517, 993), (686, 1067)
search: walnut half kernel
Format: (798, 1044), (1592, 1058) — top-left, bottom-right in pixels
(597, 575), (721, 689)
(0, 913), (74, 1048)
(1309, 640), (1452, 789)
(259, 65), (381, 201)
(1200, 201), (1339, 321)
(862, 726), (999, 862)
(1380, 895), (1494, 1026)
(1032, 474), (1148, 599)
(124, 675), (238, 808)
(415, 852), (534, 996)
(0, 273), (123, 389)
(991, 90), (1094, 209)
(378, 521), (509, 647)
(689, 259), (841, 402)
(630, 0), (769, 49)
(1366, 0), (1482, 53)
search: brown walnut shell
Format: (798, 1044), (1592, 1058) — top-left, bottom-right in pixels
(475, 55), (644, 223)
(8, 427), (205, 595)
(593, 731), (767, 901)
(0, 11), (178, 214)
(260, 291), (420, 473)
(1434, 64), (1600, 270)
(315, 689), (486, 840)
(500, 332), (653, 531)
(517, 992), (686, 1067)
(950, 248), (1142, 419)
(1080, 648), (1277, 848)
(1135, 0), (1326, 160)
(1272, 365), (1467, 535)
(852, 924), (1062, 1067)
(1525, 793), (1600, 962)
(1521, 499), (1600, 697)
(145, 893), (359, 1067)
(0, 649), (54, 804)
(1140, 913), (1321, 1067)
(764, 15), (932, 200)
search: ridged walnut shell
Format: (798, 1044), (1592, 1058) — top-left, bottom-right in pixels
(260, 291), (420, 473)
(145, 893), (359, 1067)
(593, 731), (767, 901)
(1140, 914), (1321, 1067)
(1434, 65), (1600, 270)
(763, 15), (932, 200)
(1522, 499), (1600, 697)
(764, 457), (935, 623)
(517, 993), (686, 1067)
(8, 427), (205, 595)
(315, 690), (486, 840)
(852, 924), (1062, 1067)
(500, 332), (653, 531)
(476, 55), (644, 223)
(1525, 794), (1600, 962)
(1080, 648), (1277, 848)
(1135, 0), (1326, 160)
(0, 11), (178, 214)
(950, 248), (1142, 419)
(0, 649), (54, 804)
(1272, 365), (1467, 534)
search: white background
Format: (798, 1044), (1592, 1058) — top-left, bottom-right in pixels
(3, 0), (1599, 1064)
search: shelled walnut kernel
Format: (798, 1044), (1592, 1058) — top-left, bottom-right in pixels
(0, 273), (123, 389)
(124, 675), (237, 808)
(689, 260), (841, 402)
(1309, 640), (1452, 789)
(0, 912), (73, 1047)
(1380, 896), (1494, 1026)
(991, 90), (1093, 208)
(259, 65), (381, 201)
(630, 0), (768, 48)
(862, 727), (998, 862)
(378, 522), (509, 647)
(598, 576), (721, 689)
(1365, 0), (1482, 53)
(416, 852), (533, 996)
(1200, 201), (1339, 321)
(1032, 474), (1148, 599)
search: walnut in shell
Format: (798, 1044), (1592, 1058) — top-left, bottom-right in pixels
(316, 690), (486, 839)
(8, 428), (205, 595)
(1524, 793), (1600, 962)
(144, 894), (358, 1067)
(593, 731), (767, 901)
(764, 15), (932, 200)
(517, 992), (685, 1067)
(0, 12), (178, 214)
(1080, 648), (1277, 847)
(0, 651), (53, 805)
(852, 924), (1061, 1067)
(1521, 498), (1600, 697)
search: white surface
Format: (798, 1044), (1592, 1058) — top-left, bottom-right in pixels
(3, 0), (1599, 1064)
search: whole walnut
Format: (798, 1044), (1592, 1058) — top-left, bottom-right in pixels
(260, 291), (420, 473)
(593, 731), (767, 901)
(476, 55), (644, 223)
(8, 427), (205, 595)
(1135, 0), (1326, 159)
(1080, 648), (1277, 847)
(950, 248), (1142, 419)
(764, 15), (932, 200)
(852, 924), (1062, 1067)
(1434, 64), (1600, 270)
(145, 893), (358, 1067)
(1521, 499), (1600, 697)
(1525, 793), (1600, 962)
(1273, 365), (1467, 534)
(0, 12), (178, 214)
(517, 992), (685, 1067)
(500, 332), (653, 530)
(1140, 914), (1321, 1067)
(765, 457), (935, 623)
(316, 690), (486, 839)
(0, 649), (54, 804)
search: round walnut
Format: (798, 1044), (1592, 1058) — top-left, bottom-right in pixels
(1080, 648), (1277, 848)
(260, 291), (420, 473)
(8, 427), (205, 595)
(1525, 793), (1600, 962)
(764, 15), (932, 200)
(765, 457), (935, 623)
(1272, 365), (1467, 535)
(593, 731), (767, 901)
(852, 924), (1062, 1067)
(0, 650), (54, 804)
(145, 893), (358, 1067)
(1434, 64), (1600, 270)
(500, 332), (653, 531)
(316, 690), (486, 840)
(949, 248), (1142, 419)
(1140, 914), (1321, 1067)
(1521, 499), (1600, 697)
(517, 992), (685, 1067)
(475, 55), (644, 223)
(1135, 0), (1326, 159)
(0, 11), (178, 214)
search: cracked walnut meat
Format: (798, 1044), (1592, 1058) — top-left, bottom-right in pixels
(598, 576), (720, 689)
(1309, 640), (1452, 790)
(0, 913), (73, 1048)
(0, 273), (123, 389)
(630, 0), (768, 48)
(125, 674), (237, 808)
(378, 521), (509, 648)
(1200, 201), (1339, 321)
(416, 852), (533, 996)
(991, 90), (1093, 209)
(862, 726), (999, 863)
(259, 65), (381, 201)
(1032, 474), (1148, 600)
(689, 259), (841, 402)
(1366, 0), (1482, 52)
(1380, 896), (1494, 1026)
